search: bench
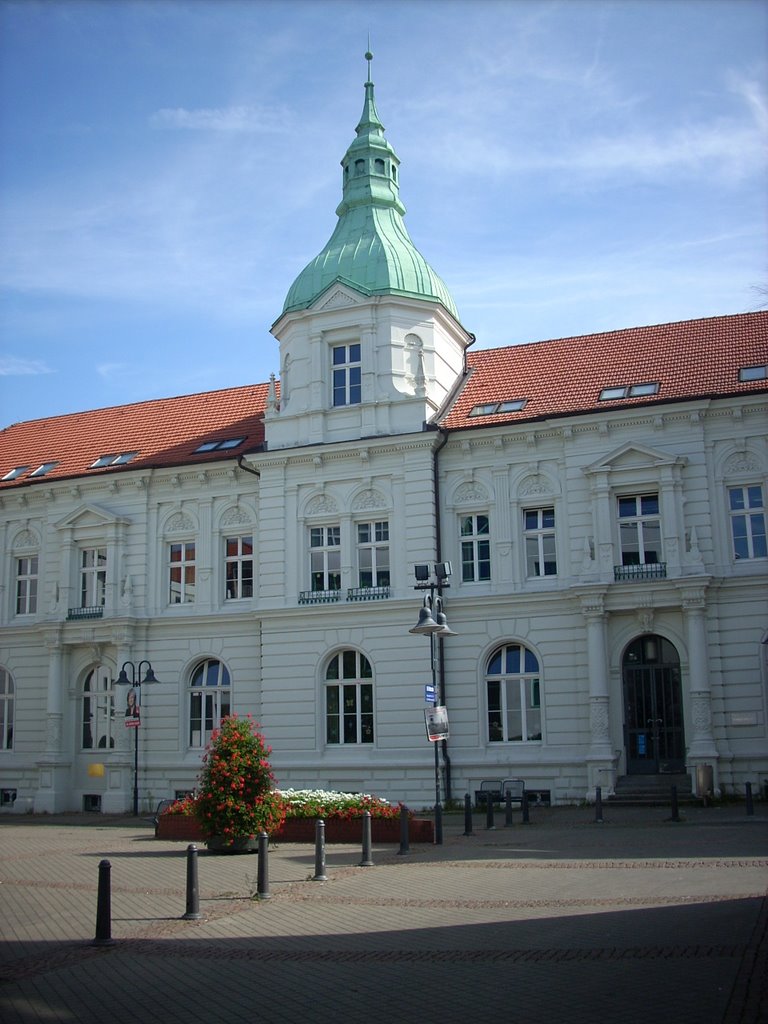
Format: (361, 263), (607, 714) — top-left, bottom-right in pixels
(474, 778), (526, 807)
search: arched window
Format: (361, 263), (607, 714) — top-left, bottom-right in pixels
(189, 659), (231, 749)
(0, 668), (14, 750)
(325, 650), (373, 744)
(82, 667), (115, 750)
(486, 644), (541, 742)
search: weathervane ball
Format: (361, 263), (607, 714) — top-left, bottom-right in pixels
(365, 51), (373, 61)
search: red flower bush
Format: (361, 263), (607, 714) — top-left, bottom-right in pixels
(194, 715), (286, 840)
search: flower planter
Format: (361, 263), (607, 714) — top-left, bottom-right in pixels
(155, 814), (433, 844)
(155, 815), (205, 842)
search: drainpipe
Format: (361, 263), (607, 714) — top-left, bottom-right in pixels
(432, 428), (452, 803)
(236, 455), (261, 478)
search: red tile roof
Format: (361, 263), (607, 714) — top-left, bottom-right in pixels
(0, 383), (271, 490)
(441, 312), (767, 430)
(0, 313), (764, 490)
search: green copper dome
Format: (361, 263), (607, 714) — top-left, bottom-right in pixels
(282, 54), (459, 320)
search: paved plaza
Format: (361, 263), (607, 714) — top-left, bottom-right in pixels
(0, 803), (766, 1024)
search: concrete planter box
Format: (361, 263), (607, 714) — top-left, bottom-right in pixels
(155, 814), (433, 844)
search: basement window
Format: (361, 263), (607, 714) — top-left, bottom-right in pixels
(469, 399), (527, 417)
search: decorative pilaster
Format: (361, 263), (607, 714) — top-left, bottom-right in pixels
(580, 590), (616, 797)
(681, 585), (718, 763)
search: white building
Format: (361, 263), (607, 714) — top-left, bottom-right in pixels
(1, 63), (766, 814)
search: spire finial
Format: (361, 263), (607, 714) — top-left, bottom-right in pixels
(365, 43), (373, 84)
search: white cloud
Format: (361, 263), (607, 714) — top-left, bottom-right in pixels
(150, 105), (293, 133)
(0, 356), (54, 376)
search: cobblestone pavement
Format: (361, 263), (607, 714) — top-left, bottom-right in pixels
(0, 804), (766, 1024)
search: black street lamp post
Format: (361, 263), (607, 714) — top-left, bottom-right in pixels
(409, 563), (456, 845)
(114, 660), (157, 816)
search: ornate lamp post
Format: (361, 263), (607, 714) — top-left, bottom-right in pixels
(409, 563), (456, 845)
(114, 660), (157, 816)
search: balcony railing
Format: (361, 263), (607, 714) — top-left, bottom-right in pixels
(67, 606), (105, 620)
(298, 589), (342, 605)
(346, 586), (391, 601)
(613, 562), (667, 582)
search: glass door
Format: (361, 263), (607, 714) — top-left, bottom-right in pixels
(623, 636), (685, 774)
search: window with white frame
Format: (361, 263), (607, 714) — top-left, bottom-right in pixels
(81, 667), (115, 750)
(325, 650), (374, 744)
(729, 485), (767, 560)
(486, 644), (542, 742)
(460, 514), (491, 582)
(310, 526), (341, 592)
(332, 343), (361, 407)
(189, 659), (231, 748)
(16, 555), (38, 615)
(524, 507), (557, 577)
(0, 668), (14, 750)
(80, 548), (107, 608)
(356, 521), (390, 588)
(225, 536), (253, 599)
(169, 542), (196, 604)
(617, 494), (661, 565)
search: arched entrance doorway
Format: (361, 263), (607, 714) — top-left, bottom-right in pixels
(623, 635), (685, 774)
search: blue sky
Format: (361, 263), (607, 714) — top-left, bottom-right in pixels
(1, 0), (766, 426)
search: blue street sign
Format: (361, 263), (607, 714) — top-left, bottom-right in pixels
(425, 685), (436, 702)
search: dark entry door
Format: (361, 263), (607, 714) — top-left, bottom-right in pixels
(623, 635), (685, 774)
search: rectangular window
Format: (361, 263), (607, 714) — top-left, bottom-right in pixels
(16, 555), (38, 614)
(460, 514), (491, 582)
(225, 535), (253, 599)
(310, 526), (341, 591)
(357, 521), (390, 588)
(617, 494), (661, 565)
(729, 486), (767, 560)
(80, 548), (107, 607)
(326, 683), (374, 744)
(332, 343), (362, 407)
(169, 542), (196, 604)
(524, 507), (557, 577)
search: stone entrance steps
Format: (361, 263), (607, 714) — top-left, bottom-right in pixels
(608, 773), (695, 806)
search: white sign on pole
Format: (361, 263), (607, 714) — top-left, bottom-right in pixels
(425, 705), (449, 742)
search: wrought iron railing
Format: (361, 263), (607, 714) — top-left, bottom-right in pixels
(346, 586), (391, 601)
(67, 606), (105, 620)
(613, 562), (667, 582)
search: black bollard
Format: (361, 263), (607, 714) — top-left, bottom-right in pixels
(398, 804), (410, 856)
(522, 791), (530, 824)
(462, 793), (474, 836)
(504, 790), (514, 828)
(92, 859), (115, 946)
(435, 802), (443, 846)
(594, 786), (603, 824)
(312, 819), (327, 881)
(257, 832), (271, 899)
(359, 810), (374, 867)
(485, 793), (495, 830)
(670, 784), (680, 822)
(746, 782), (754, 816)
(182, 844), (202, 920)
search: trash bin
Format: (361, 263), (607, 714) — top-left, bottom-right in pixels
(696, 764), (713, 798)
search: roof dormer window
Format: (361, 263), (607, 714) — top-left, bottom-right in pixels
(739, 365), (767, 382)
(90, 452), (138, 469)
(2, 466), (29, 481)
(468, 399), (527, 417)
(29, 462), (59, 477)
(598, 382), (659, 401)
(194, 438), (245, 453)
